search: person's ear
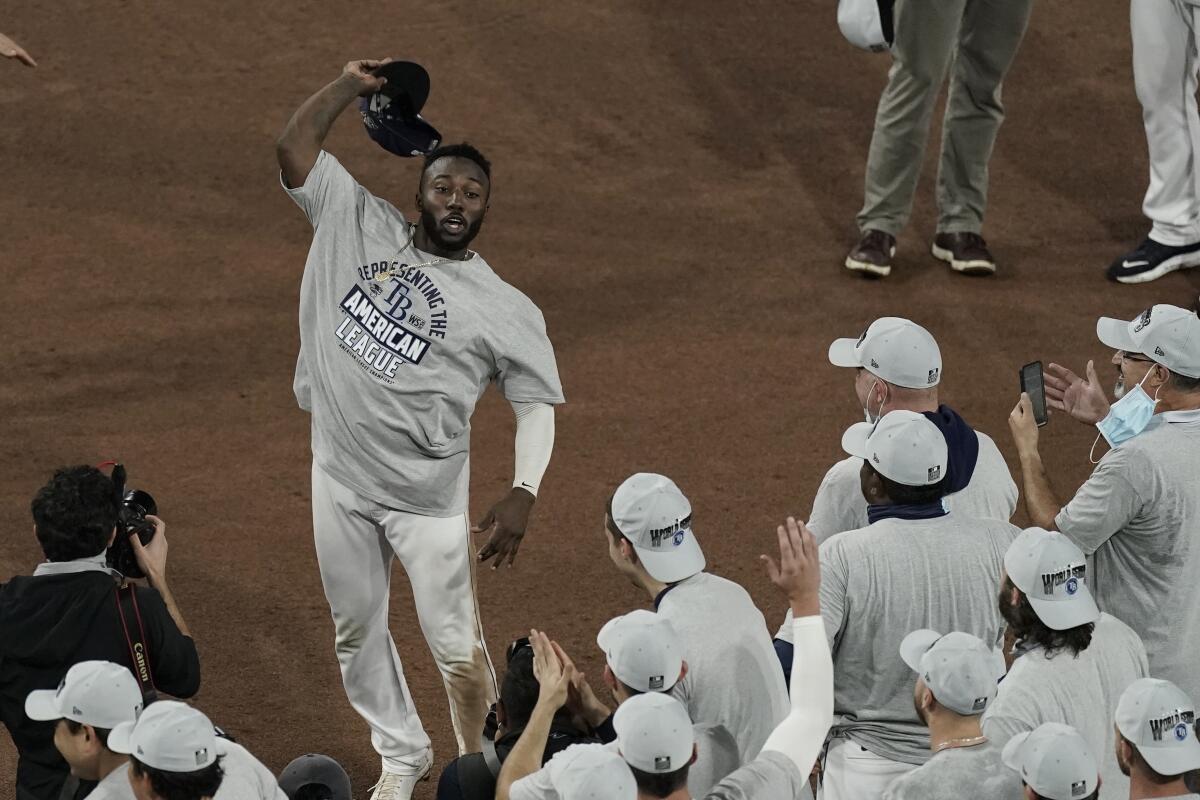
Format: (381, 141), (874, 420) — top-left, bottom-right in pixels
(1022, 785), (1038, 800)
(689, 744), (698, 766)
(603, 664), (617, 692)
(619, 538), (636, 563)
(678, 660), (688, 684)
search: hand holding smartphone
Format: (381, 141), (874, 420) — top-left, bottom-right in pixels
(1020, 361), (1049, 427)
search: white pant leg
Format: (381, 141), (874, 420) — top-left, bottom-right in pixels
(311, 462), (431, 772)
(1133, 0), (1200, 244)
(381, 507), (497, 757)
(818, 739), (918, 800)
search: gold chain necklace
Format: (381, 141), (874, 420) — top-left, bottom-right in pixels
(370, 225), (472, 283)
(933, 735), (988, 753)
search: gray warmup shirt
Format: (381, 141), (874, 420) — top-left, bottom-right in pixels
(1054, 410), (1200, 704)
(659, 572), (790, 764)
(703, 750), (808, 800)
(981, 613), (1149, 800)
(812, 513), (1019, 765)
(881, 741), (1019, 800)
(284, 151), (564, 514)
(808, 431), (1016, 542)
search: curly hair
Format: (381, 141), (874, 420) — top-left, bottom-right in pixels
(31, 466), (118, 562)
(999, 576), (1094, 657)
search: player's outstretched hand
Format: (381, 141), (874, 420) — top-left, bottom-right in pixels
(340, 58), (392, 97)
(1045, 361), (1110, 424)
(0, 32), (36, 67)
(474, 488), (535, 570)
(530, 630), (572, 710)
(1008, 392), (1041, 455)
(761, 516), (820, 618)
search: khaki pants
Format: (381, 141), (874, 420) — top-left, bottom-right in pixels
(857, 0), (1035, 236)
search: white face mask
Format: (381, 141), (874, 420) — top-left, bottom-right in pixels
(1091, 368), (1161, 461)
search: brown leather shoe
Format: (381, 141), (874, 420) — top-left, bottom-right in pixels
(845, 230), (896, 277)
(932, 232), (996, 275)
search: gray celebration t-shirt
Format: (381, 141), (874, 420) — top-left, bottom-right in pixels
(981, 613), (1149, 800)
(703, 750), (808, 800)
(1054, 410), (1200, 705)
(881, 741), (1020, 800)
(283, 151), (564, 514)
(807, 431), (1016, 543)
(812, 513), (1019, 765)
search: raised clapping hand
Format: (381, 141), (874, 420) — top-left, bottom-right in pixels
(551, 641), (611, 727)
(1044, 360), (1110, 424)
(340, 58), (392, 97)
(0, 32), (36, 67)
(530, 630), (573, 710)
(761, 516), (821, 618)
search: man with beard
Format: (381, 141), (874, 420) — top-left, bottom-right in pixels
(881, 630), (1019, 800)
(1008, 305), (1200, 712)
(276, 59), (565, 800)
(1113, 678), (1200, 800)
(982, 528), (1148, 800)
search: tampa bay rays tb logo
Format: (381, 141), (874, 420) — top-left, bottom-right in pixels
(386, 282), (413, 323)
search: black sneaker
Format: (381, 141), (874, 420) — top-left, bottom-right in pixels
(1107, 238), (1200, 284)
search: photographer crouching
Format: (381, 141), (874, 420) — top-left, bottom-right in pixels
(0, 465), (200, 800)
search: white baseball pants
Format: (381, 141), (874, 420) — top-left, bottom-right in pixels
(1133, 0), (1200, 245)
(817, 739), (917, 800)
(311, 461), (497, 774)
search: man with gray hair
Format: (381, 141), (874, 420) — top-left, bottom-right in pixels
(1009, 304), (1200, 707)
(882, 630), (1019, 799)
(1113, 678), (1200, 800)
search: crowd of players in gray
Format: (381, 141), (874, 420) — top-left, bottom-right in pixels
(2, 305), (1199, 800)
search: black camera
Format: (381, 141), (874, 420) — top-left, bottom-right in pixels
(105, 463), (158, 579)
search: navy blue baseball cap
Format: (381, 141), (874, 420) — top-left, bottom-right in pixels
(278, 754), (352, 800)
(360, 61), (442, 157)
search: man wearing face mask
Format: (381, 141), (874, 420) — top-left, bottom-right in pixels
(807, 317), (1017, 543)
(1007, 304), (1200, 713)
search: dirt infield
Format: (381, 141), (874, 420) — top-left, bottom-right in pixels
(2, 1), (1198, 795)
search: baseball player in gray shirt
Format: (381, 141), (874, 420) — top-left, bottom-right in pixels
(807, 317), (1016, 543)
(783, 410), (1019, 800)
(277, 60), (564, 799)
(1114, 678), (1200, 800)
(983, 528), (1149, 800)
(882, 630), (1019, 800)
(602, 473), (789, 765)
(1001, 723), (1102, 800)
(1009, 305), (1200, 708)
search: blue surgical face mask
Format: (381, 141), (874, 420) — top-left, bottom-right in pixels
(1094, 369), (1161, 454)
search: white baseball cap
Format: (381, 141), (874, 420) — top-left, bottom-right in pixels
(597, 610), (683, 693)
(25, 661), (144, 729)
(1002, 722), (1098, 800)
(899, 630), (998, 716)
(1004, 528), (1099, 631)
(837, 0), (893, 51)
(108, 700), (219, 772)
(841, 410), (948, 487)
(544, 744), (636, 800)
(613, 693), (694, 774)
(1115, 678), (1200, 777)
(1097, 305), (1200, 378)
(609, 474), (705, 583)
(828, 317), (942, 389)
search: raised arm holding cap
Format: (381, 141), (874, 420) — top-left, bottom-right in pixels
(1007, 306), (1200, 710)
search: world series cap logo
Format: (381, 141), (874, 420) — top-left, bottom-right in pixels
(1175, 723), (1190, 742)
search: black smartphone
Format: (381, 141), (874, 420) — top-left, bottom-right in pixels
(1020, 361), (1048, 427)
